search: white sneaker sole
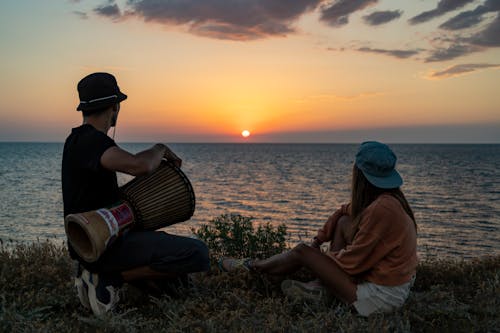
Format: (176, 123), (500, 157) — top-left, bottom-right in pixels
(75, 276), (91, 309)
(81, 270), (119, 316)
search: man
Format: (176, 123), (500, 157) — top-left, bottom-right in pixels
(62, 72), (209, 315)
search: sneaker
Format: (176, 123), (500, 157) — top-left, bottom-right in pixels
(218, 257), (253, 272)
(81, 269), (120, 316)
(281, 279), (332, 303)
(74, 263), (90, 310)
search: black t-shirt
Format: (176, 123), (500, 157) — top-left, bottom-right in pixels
(62, 124), (120, 265)
(62, 124), (120, 217)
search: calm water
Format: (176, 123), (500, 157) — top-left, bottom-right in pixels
(0, 142), (498, 259)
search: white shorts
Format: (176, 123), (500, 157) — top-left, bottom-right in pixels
(352, 276), (415, 317)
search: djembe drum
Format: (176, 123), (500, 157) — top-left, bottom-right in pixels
(64, 160), (195, 263)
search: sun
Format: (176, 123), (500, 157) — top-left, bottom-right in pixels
(241, 130), (251, 138)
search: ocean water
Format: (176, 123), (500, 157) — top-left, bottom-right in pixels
(0, 142), (498, 259)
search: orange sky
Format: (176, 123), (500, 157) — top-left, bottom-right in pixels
(0, 1), (499, 142)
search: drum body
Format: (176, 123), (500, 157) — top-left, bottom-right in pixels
(64, 161), (196, 262)
(64, 203), (134, 263)
(120, 160), (195, 230)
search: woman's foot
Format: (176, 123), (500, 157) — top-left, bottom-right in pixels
(218, 257), (254, 272)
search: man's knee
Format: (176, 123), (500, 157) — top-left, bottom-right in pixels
(189, 239), (210, 271)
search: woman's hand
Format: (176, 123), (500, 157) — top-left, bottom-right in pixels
(310, 237), (322, 249)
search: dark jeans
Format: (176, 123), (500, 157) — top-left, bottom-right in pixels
(73, 230), (210, 281)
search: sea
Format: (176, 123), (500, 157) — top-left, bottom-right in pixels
(0, 142), (498, 260)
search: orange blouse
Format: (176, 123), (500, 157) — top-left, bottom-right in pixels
(316, 194), (417, 286)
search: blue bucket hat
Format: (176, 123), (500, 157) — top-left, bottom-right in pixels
(355, 141), (403, 189)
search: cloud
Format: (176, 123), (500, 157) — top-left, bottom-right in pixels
(427, 6), (500, 62)
(409, 0), (474, 25)
(320, 0), (378, 27)
(357, 47), (420, 59)
(427, 63), (500, 79)
(124, 0), (321, 40)
(94, 2), (121, 18)
(440, 6), (489, 30)
(363, 10), (402, 26)
(469, 12), (500, 46)
(483, 0), (500, 11)
(425, 43), (482, 62)
(440, 0), (500, 30)
(73, 0), (500, 64)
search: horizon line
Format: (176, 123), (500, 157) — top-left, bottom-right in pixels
(1, 141), (499, 145)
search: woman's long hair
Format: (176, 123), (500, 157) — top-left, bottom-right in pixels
(349, 164), (416, 241)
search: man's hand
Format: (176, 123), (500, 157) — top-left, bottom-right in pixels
(162, 145), (182, 168)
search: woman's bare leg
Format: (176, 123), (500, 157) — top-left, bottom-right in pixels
(293, 244), (356, 303)
(251, 215), (352, 276)
(251, 250), (303, 276)
(251, 243), (357, 303)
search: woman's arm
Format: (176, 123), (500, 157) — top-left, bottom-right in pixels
(330, 203), (392, 275)
(312, 203), (351, 247)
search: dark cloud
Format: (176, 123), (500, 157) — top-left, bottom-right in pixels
(469, 12), (500, 46)
(484, 0), (500, 11)
(409, 0), (474, 25)
(429, 3), (500, 62)
(363, 10), (402, 26)
(125, 0), (321, 40)
(426, 11), (500, 62)
(357, 47), (419, 59)
(425, 43), (481, 62)
(440, 0), (500, 30)
(94, 3), (121, 18)
(320, 0), (378, 27)
(429, 63), (500, 78)
(73, 0), (500, 65)
(440, 6), (489, 30)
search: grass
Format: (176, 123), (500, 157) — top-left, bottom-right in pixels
(0, 215), (499, 332)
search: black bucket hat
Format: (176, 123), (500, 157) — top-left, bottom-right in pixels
(76, 72), (127, 112)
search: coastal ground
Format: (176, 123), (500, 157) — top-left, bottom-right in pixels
(1, 216), (499, 332)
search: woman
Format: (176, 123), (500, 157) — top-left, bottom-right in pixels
(220, 141), (417, 316)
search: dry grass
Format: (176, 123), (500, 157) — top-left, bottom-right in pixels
(1, 219), (499, 332)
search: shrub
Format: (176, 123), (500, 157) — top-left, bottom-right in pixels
(192, 214), (288, 259)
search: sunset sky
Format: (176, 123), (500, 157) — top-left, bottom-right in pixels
(0, 0), (499, 143)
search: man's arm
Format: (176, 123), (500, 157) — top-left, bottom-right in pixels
(100, 143), (173, 176)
